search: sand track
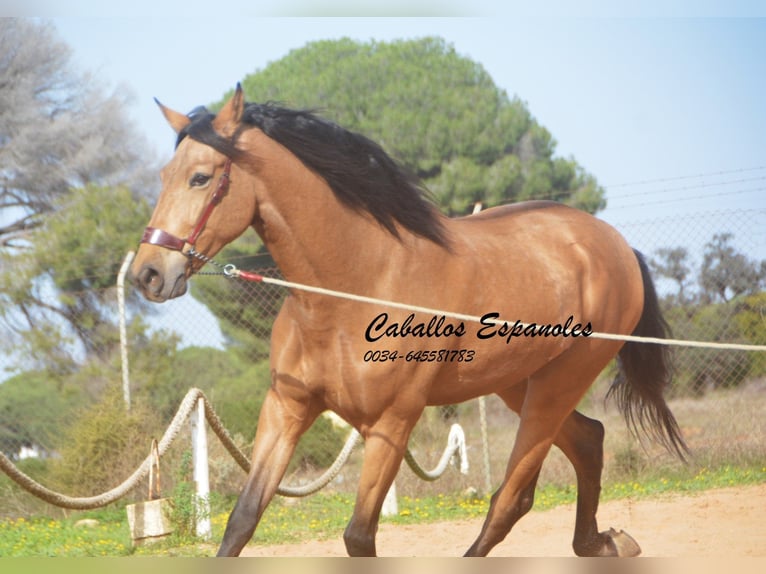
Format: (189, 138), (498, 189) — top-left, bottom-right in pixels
(241, 484), (766, 557)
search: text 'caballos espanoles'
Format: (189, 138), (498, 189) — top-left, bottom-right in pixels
(364, 312), (592, 344)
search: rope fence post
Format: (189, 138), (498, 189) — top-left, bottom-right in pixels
(117, 250), (135, 411)
(191, 396), (212, 540)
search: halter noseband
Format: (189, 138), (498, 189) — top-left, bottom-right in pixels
(141, 158), (233, 261)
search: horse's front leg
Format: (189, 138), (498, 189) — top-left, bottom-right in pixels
(343, 413), (417, 556)
(217, 385), (320, 556)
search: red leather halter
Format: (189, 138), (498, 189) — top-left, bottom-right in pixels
(141, 159), (232, 261)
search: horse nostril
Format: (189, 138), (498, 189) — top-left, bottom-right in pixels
(136, 264), (163, 294)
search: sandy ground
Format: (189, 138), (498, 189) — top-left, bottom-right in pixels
(240, 484), (766, 557)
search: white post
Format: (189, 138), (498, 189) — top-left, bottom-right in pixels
(117, 251), (135, 411)
(381, 481), (398, 517)
(191, 397), (212, 539)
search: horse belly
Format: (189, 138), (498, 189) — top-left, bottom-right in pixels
(423, 336), (568, 406)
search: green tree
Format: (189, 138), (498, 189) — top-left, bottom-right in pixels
(0, 371), (85, 457)
(51, 388), (160, 497)
(651, 246), (693, 306)
(666, 304), (752, 394)
(735, 292), (766, 377)
(236, 37), (604, 216)
(1, 19), (159, 375)
(0, 185), (153, 374)
(651, 234), (764, 394)
(700, 233), (764, 303)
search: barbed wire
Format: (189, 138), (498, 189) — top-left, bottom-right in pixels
(604, 165), (766, 190)
(604, 184), (766, 210)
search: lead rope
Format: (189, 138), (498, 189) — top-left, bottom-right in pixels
(193, 258), (766, 352)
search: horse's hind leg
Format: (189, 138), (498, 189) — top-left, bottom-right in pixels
(556, 411), (641, 556)
(465, 349), (622, 557)
(496, 384), (641, 557)
(217, 386), (320, 556)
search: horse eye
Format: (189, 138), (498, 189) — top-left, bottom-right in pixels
(189, 173), (212, 187)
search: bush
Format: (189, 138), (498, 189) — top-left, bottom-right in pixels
(51, 390), (159, 498)
(664, 302), (752, 395)
(735, 292), (766, 377)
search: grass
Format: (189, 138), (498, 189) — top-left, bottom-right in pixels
(1, 463), (764, 556)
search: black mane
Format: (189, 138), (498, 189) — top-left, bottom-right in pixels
(177, 103), (449, 247)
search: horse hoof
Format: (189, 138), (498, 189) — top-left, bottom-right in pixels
(606, 527), (642, 557)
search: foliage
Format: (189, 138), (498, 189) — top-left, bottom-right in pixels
(650, 232), (765, 393)
(664, 303), (753, 394)
(0, 19), (158, 380)
(0, 371), (85, 458)
(235, 37), (604, 216)
(700, 233), (765, 303)
(735, 291), (766, 376)
(0, 184), (153, 374)
(167, 451), (200, 539)
(50, 389), (160, 497)
(651, 246), (693, 306)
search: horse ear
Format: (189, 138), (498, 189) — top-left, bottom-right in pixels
(155, 98), (191, 134)
(212, 83), (245, 134)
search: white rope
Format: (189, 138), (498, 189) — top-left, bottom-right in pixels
(404, 423), (469, 481)
(276, 429), (360, 497)
(234, 272), (766, 353)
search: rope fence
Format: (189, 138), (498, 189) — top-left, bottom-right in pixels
(0, 388), (468, 510)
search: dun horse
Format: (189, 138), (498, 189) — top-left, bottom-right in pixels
(131, 85), (686, 557)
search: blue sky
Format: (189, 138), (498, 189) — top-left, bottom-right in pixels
(44, 10), (764, 225)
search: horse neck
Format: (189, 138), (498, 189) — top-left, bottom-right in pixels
(247, 135), (401, 298)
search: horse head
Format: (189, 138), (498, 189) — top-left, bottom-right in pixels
(131, 85), (257, 302)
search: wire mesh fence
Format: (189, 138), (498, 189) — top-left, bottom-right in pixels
(1, 207), (764, 518)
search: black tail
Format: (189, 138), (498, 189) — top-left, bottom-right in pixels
(607, 250), (689, 460)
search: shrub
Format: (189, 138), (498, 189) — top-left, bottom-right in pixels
(51, 389), (158, 498)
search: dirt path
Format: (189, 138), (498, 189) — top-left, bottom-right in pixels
(241, 484), (766, 557)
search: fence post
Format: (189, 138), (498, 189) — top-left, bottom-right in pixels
(381, 481), (398, 517)
(191, 397), (212, 539)
(117, 250), (135, 411)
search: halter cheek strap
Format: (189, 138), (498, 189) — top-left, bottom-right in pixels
(141, 159), (233, 256)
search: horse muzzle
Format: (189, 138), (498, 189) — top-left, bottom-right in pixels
(131, 255), (189, 302)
